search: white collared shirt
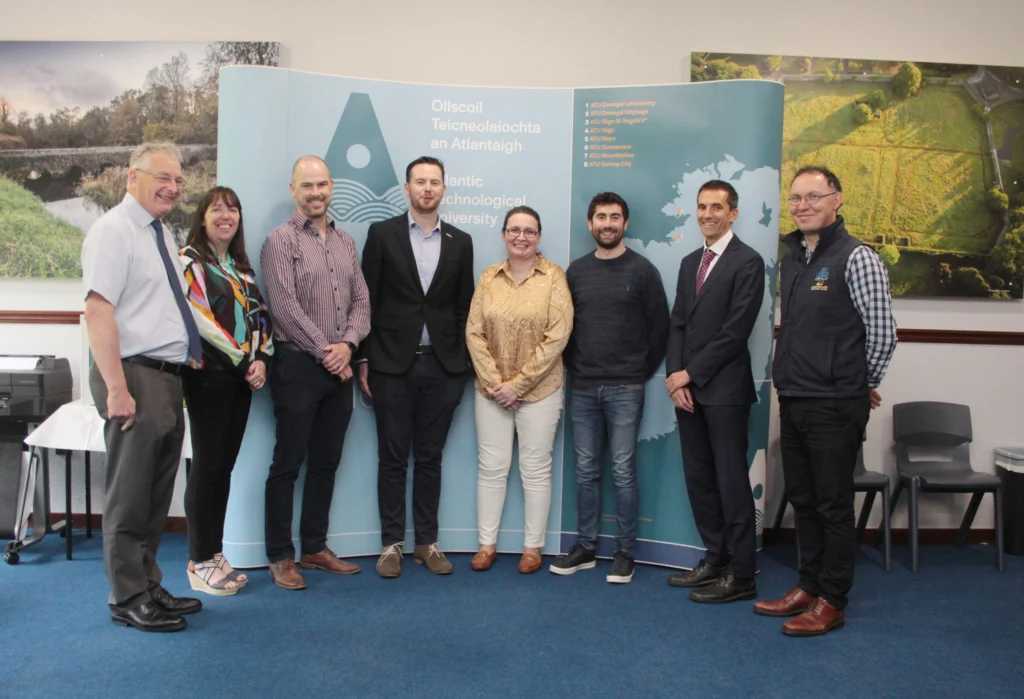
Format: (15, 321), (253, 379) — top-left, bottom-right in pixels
(81, 193), (189, 362)
(699, 229), (733, 283)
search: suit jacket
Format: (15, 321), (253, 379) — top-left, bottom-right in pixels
(666, 234), (765, 406)
(359, 213), (474, 375)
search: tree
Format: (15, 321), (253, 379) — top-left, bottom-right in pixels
(867, 89), (888, 110)
(143, 122), (177, 142)
(762, 55), (783, 73)
(739, 65), (762, 80)
(0, 98), (12, 135)
(892, 62), (922, 98)
(937, 262), (953, 287)
(201, 41), (279, 90)
(877, 245), (900, 267)
(802, 57), (813, 74)
(987, 186), (1010, 213)
(159, 52), (191, 121)
(853, 102), (873, 125)
(951, 267), (992, 296)
(825, 68), (841, 83)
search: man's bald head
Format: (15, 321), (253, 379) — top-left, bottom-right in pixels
(292, 155), (330, 183)
(289, 155), (333, 221)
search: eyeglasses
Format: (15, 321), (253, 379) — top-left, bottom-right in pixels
(137, 169), (185, 188)
(788, 191), (838, 206)
(505, 227), (539, 240)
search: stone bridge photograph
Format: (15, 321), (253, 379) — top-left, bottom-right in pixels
(0, 40), (278, 277)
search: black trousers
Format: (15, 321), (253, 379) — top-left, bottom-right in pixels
(265, 347), (353, 562)
(90, 361), (184, 611)
(676, 403), (756, 579)
(369, 353), (466, 547)
(779, 395), (871, 610)
(183, 368), (252, 562)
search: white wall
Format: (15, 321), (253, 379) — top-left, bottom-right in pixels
(3, 0), (1023, 525)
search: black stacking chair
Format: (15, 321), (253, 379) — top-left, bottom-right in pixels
(772, 446), (891, 571)
(888, 401), (1004, 572)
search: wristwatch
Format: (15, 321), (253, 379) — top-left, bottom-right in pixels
(344, 341), (356, 353)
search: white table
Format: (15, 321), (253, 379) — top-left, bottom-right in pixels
(6, 401), (192, 563)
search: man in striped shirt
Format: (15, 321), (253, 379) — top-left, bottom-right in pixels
(755, 165), (897, 636)
(260, 155), (371, 590)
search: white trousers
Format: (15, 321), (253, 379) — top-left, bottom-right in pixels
(475, 388), (564, 548)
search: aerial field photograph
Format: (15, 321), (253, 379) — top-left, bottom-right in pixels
(692, 52), (1024, 298)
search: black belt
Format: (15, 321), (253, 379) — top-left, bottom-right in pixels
(415, 345), (433, 355)
(123, 355), (187, 376)
(276, 341), (302, 353)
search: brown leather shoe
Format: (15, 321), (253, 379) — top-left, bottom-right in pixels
(299, 548), (361, 575)
(414, 543), (453, 575)
(376, 544), (403, 578)
(782, 597), (845, 637)
(268, 559), (306, 590)
(753, 586), (815, 617)
(471, 549), (498, 571)
(518, 552), (542, 574)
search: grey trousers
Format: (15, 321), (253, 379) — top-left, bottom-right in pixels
(90, 361), (185, 610)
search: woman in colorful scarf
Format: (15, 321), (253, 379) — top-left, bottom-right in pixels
(179, 186), (274, 595)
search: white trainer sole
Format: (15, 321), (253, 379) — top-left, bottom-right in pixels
(548, 560), (597, 575)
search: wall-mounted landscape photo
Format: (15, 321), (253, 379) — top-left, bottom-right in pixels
(692, 52), (1024, 298)
(0, 41), (279, 277)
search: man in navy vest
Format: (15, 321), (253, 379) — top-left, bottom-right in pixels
(754, 166), (896, 636)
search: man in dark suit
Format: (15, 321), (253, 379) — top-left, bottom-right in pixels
(664, 179), (766, 603)
(357, 156), (475, 578)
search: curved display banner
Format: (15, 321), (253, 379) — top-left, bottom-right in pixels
(217, 66), (783, 568)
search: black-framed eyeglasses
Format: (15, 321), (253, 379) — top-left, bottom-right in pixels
(788, 191), (838, 206)
(137, 169), (185, 188)
(505, 227), (540, 240)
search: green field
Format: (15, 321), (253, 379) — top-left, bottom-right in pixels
(0, 177), (82, 277)
(991, 101), (1024, 190)
(779, 81), (1000, 283)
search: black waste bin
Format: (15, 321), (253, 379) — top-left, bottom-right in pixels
(995, 447), (1024, 556)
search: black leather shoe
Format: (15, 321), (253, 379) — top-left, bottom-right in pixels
(150, 585), (203, 615)
(689, 573), (757, 604)
(667, 559), (727, 588)
(111, 602), (187, 632)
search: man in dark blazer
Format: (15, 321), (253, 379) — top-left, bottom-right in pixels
(357, 156), (475, 578)
(664, 179), (766, 603)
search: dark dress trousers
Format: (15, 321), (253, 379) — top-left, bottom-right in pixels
(666, 234), (765, 579)
(360, 213), (474, 547)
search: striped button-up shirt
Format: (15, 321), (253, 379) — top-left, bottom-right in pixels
(803, 242), (897, 388)
(261, 210), (371, 361)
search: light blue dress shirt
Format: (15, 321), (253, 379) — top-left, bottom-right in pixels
(408, 211), (442, 345)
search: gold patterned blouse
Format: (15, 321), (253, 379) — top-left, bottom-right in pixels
(466, 255), (574, 402)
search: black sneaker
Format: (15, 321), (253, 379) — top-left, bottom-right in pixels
(549, 543), (597, 575)
(606, 551), (635, 584)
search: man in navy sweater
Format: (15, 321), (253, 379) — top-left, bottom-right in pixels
(551, 192), (669, 584)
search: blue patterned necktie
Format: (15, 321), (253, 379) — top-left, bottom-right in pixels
(152, 219), (203, 366)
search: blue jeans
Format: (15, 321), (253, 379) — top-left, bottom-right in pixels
(570, 384), (645, 554)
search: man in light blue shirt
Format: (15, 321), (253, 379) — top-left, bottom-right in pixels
(82, 142), (204, 633)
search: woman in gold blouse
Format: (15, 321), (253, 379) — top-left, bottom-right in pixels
(466, 206), (574, 574)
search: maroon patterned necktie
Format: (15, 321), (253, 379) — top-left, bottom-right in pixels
(695, 248), (716, 294)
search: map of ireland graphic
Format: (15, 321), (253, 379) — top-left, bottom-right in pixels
(324, 93), (406, 222)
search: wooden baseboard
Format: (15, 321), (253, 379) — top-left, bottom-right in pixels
(763, 527), (996, 546)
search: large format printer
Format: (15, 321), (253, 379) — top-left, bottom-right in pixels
(0, 355), (73, 418)
(1, 355), (74, 560)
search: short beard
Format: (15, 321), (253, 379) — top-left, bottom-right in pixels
(594, 229), (622, 249)
(412, 198), (440, 215)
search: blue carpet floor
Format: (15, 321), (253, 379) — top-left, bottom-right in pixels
(1, 532), (1022, 698)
